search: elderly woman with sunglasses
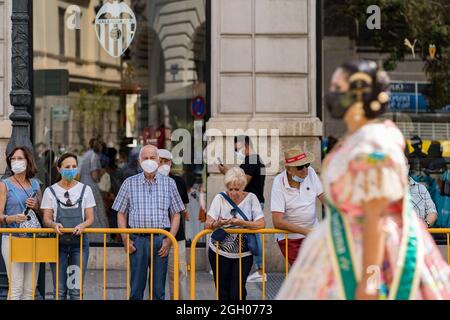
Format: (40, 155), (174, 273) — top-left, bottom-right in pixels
(205, 167), (265, 300)
(41, 153), (95, 299)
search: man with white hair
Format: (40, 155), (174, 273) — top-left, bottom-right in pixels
(158, 149), (190, 300)
(112, 145), (184, 300)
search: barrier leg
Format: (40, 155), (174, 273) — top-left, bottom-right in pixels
(126, 235), (130, 300)
(215, 241), (219, 300)
(150, 234), (153, 301)
(80, 234), (83, 300)
(285, 235), (289, 278)
(239, 234), (242, 301)
(8, 233), (11, 300)
(104, 234), (107, 301)
(32, 234), (36, 300)
(56, 234), (59, 300)
(262, 234), (265, 300)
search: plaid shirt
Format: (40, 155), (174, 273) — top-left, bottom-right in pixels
(112, 172), (185, 229)
(409, 177), (437, 221)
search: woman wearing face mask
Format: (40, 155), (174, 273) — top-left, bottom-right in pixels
(0, 147), (42, 300)
(205, 167), (265, 300)
(41, 153), (95, 300)
(277, 60), (450, 300)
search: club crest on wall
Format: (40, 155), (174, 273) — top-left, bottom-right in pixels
(95, 1), (137, 58)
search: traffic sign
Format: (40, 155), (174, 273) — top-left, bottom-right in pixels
(191, 96), (206, 120)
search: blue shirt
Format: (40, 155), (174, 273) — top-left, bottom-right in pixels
(112, 172), (185, 229)
(2, 178), (39, 229)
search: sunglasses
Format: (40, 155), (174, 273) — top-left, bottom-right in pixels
(64, 191), (73, 206)
(296, 163), (311, 170)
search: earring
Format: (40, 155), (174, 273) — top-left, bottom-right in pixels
(353, 102), (364, 122)
(378, 92), (390, 104)
(370, 101), (381, 112)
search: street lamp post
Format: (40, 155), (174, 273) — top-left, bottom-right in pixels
(0, 0), (34, 301)
(6, 0), (33, 157)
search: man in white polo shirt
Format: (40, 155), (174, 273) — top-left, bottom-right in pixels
(271, 146), (325, 265)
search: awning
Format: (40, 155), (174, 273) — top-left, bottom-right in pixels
(152, 82), (205, 102)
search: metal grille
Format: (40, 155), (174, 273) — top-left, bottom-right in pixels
(397, 122), (450, 140)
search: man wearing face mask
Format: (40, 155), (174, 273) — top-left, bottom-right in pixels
(112, 145), (184, 300)
(271, 147), (325, 265)
(157, 149), (190, 300)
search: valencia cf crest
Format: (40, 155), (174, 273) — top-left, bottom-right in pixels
(95, 1), (137, 58)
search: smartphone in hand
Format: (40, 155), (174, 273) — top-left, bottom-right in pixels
(217, 157), (223, 166)
(24, 191), (38, 217)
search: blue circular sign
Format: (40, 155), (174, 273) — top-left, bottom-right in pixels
(191, 96), (206, 119)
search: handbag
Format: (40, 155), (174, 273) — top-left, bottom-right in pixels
(7, 180), (42, 238)
(211, 227), (228, 242)
(220, 192), (260, 256)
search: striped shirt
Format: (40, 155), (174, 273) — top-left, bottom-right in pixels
(112, 172), (185, 229)
(409, 177), (437, 221)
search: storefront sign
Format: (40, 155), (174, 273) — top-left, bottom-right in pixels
(52, 106), (70, 121)
(95, 1), (137, 58)
(389, 82), (428, 112)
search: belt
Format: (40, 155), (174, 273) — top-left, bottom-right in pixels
(133, 228), (171, 237)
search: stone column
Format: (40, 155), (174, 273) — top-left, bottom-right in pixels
(207, 0), (322, 272)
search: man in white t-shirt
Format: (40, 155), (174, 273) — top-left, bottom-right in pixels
(271, 146), (325, 265)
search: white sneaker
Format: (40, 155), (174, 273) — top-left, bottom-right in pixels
(246, 271), (267, 283)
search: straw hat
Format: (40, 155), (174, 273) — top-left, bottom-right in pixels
(284, 146), (315, 167)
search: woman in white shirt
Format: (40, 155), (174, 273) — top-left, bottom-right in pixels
(41, 153), (95, 300)
(205, 167), (265, 300)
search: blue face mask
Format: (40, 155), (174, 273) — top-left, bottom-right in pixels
(61, 168), (78, 182)
(292, 175), (305, 183)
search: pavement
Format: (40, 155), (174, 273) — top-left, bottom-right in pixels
(38, 269), (285, 300)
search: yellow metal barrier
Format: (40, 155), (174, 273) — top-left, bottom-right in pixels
(0, 228), (179, 300)
(429, 228), (450, 264)
(189, 229), (289, 301)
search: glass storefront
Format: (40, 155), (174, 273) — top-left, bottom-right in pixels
(32, 0), (208, 243)
(322, 0), (450, 231)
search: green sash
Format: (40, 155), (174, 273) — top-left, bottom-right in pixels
(327, 191), (421, 300)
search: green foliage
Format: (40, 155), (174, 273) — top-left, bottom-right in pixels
(73, 86), (113, 147)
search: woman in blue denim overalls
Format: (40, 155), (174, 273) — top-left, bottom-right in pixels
(41, 153), (95, 300)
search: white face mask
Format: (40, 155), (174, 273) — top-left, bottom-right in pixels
(236, 149), (246, 161)
(158, 165), (171, 176)
(140, 160), (158, 174)
(11, 160), (27, 174)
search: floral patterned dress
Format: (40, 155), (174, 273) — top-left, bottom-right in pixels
(277, 120), (450, 300)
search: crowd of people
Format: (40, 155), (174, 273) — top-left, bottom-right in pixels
(0, 60), (449, 301)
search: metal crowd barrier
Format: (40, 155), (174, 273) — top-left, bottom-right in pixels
(429, 228), (450, 264)
(189, 229), (289, 301)
(1, 227), (447, 301)
(0, 228), (179, 300)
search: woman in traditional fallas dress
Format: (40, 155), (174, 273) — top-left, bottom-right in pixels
(277, 60), (450, 300)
